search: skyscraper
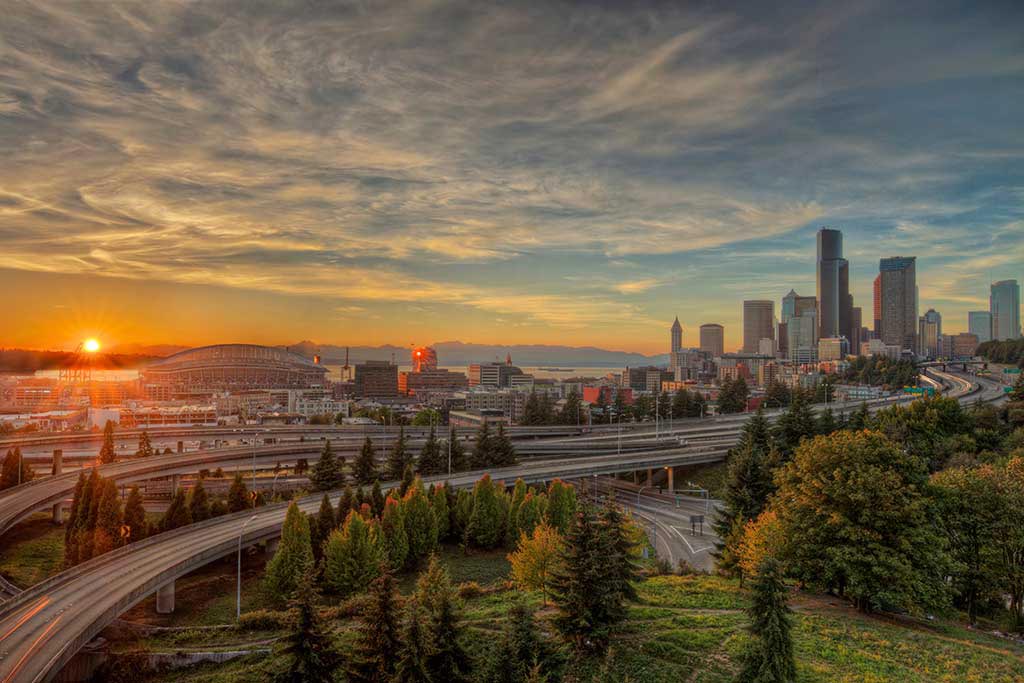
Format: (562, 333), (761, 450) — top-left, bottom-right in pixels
(879, 256), (917, 351)
(670, 317), (682, 353)
(873, 274), (882, 339)
(816, 228), (852, 342)
(743, 300), (775, 354)
(918, 309), (942, 358)
(968, 311), (992, 344)
(781, 289), (816, 324)
(991, 280), (1021, 340)
(699, 324), (725, 357)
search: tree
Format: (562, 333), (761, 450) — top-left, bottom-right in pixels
(353, 437), (378, 485)
(507, 479), (528, 544)
(470, 421), (493, 469)
(323, 510), (383, 596)
(188, 480), (211, 522)
(671, 387), (691, 419)
(346, 570), (402, 683)
(411, 408), (442, 426)
(431, 484), (451, 541)
(713, 442), (775, 577)
(394, 597), (432, 683)
(227, 472), (249, 512)
(0, 448), (33, 490)
(274, 567), (340, 683)
(491, 424), (517, 468)
(481, 599), (558, 683)
(544, 479), (576, 534)
(764, 381), (792, 409)
(123, 485), (147, 543)
(772, 393), (817, 460)
(310, 439), (345, 491)
(403, 478), (439, 562)
(467, 474), (507, 549)
(447, 427), (467, 472)
(311, 494), (336, 562)
(380, 497), (409, 571)
(772, 431), (949, 612)
(560, 390), (582, 425)
(598, 502), (641, 619)
(160, 488), (192, 532)
(1010, 371), (1024, 403)
(99, 420), (116, 464)
(92, 479), (123, 555)
(515, 491), (546, 540)
(736, 406), (772, 454)
(417, 426), (445, 475)
(549, 501), (616, 653)
(418, 554), (472, 682)
(264, 501), (314, 600)
(136, 430), (154, 458)
(846, 402), (871, 431)
(816, 407), (837, 435)
(386, 427), (413, 481)
(370, 480), (385, 517)
(737, 558), (796, 683)
(718, 376), (749, 414)
(509, 522), (564, 605)
(736, 510), (786, 581)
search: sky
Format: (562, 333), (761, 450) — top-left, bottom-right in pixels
(1, 0), (1022, 354)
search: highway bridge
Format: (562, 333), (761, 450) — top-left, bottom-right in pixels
(0, 368), (1006, 682)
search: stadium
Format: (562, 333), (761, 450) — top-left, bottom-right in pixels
(140, 344), (328, 400)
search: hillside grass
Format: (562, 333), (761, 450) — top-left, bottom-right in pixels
(0, 513), (65, 587)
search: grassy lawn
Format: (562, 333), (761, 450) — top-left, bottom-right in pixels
(0, 513), (65, 587)
(673, 461), (730, 500)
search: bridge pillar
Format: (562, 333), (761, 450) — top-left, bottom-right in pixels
(156, 581), (175, 614)
(171, 474), (180, 494)
(667, 467), (674, 493)
(52, 448), (63, 476)
(646, 468), (653, 486)
(52, 501), (64, 525)
(266, 538), (280, 555)
(177, 440), (184, 453)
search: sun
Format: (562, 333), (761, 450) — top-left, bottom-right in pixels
(83, 338), (100, 353)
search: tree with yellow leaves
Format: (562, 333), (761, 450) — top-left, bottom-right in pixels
(509, 522), (564, 605)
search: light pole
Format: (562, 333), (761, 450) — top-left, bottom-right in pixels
(237, 514), (257, 620)
(250, 431), (257, 509)
(655, 393), (659, 440)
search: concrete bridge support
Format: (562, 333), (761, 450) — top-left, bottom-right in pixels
(171, 474), (180, 494)
(667, 466), (674, 494)
(266, 538), (280, 556)
(52, 449), (64, 524)
(177, 441), (184, 454)
(646, 468), (653, 487)
(156, 581), (175, 614)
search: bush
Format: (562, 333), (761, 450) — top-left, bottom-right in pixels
(456, 581), (484, 599)
(654, 557), (674, 576)
(237, 608), (293, 631)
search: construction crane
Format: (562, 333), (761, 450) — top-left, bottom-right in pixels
(341, 346), (351, 381)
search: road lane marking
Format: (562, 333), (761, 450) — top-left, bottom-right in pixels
(0, 597), (50, 644)
(2, 613), (62, 683)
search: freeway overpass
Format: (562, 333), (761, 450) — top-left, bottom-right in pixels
(0, 368), (1003, 682)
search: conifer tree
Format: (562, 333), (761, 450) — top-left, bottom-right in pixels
(346, 569), (402, 683)
(386, 427), (413, 481)
(394, 596), (432, 683)
(370, 480), (385, 517)
(323, 510), (383, 596)
(467, 474), (507, 549)
(544, 480), (576, 534)
(0, 448), (33, 489)
(136, 430), (154, 458)
(338, 485), (355, 524)
(491, 424), (517, 467)
(98, 420), (116, 464)
(400, 463), (415, 497)
(123, 485), (147, 543)
(227, 472), (249, 512)
(431, 484), (450, 541)
(470, 421), (492, 469)
(71, 469), (100, 563)
(515, 491), (546, 540)
(737, 558), (796, 683)
(403, 478), (439, 562)
(816, 407), (837, 435)
(310, 439), (345, 491)
(160, 488), (192, 532)
(507, 479), (528, 544)
(264, 501), (314, 600)
(773, 393), (817, 459)
(447, 427), (467, 472)
(713, 442), (774, 577)
(560, 389), (582, 425)
(482, 599), (557, 683)
(417, 426), (445, 475)
(93, 479), (123, 555)
(671, 387), (692, 419)
(381, 496), (410, 571)
(353, 436), (379, 485)
(274, 567), (340, 683)
(418, 555), (472, 682)
(598, 502), (641, 617)
(736, 406), (772, 454)
(309, 494), (335, 562)
(188, 479), (211, 522)
(846, 401), (872, 431)
(64, 470), (88, 564)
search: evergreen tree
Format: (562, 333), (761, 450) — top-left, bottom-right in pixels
(431, 484), (451, 541)
(515, 491), (546, 540)
(136, 430), (154, 458)
(264, 501), (314, 600)
(448, 427), (467, 472)
(717, 377), (746, 414)
(400, 463), (415, 497)
(310, 439), (345, 491)
(481, 600), (558, 683)
(274, 567), (341, 683)
(370, 480), (385, 518)
(737, 559), (796, 683)
(346, 570), (402, 683)
(560, 390), (582, 425)
(338, 485), (356, 523)
(353, 436), (379, 485)
(467, 474), (507, 549)
(1010, 371), (1024, 402)
(394, 596), (432, 683)
(470, 421), (493, 469)
(160, 488), (192, 532)
(98, 420), (116, 464)
(846, 402), (872, 431)
(550, 500), (615, 653)
(310, 494), (335, 562)
(123, 485), (147, 543)
(772, 393), (817, 459)
(671, 388), (692, 419)
(507, 479), (528, 543)
(0, 447), (34, 489)
(227, 472), (249, 512)
(764, 381), (792, 409)
(599, 502), (641, 618)
(523, 390), (542, 426)
(71, 469), (100, 563)
(323, 510), (383, 596)
(736, 406), (772, 454)
(713, 442), (775, 579)
(418, 555), (472, 682)
(491, 424), (517, 468)
(92, 479), (123, 555)
(188, 479), (211, 522)
(380, 496), (410, 571)
(417, 426), (445, 475)
(386, 427), (413, 481)
(403, 478), (439, 562)
(544, 479), (576, 534)
(816, 407), (837, 435)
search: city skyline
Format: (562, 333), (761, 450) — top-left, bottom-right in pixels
(2, 1), (1023, 353)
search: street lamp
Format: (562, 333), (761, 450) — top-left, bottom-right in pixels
(250, 431), (257, 508)
(237, 514), (258, 620)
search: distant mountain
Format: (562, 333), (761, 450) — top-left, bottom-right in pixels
(282, 340), (669, 368)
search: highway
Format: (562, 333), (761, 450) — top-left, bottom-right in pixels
(0, 368), (1005, 682)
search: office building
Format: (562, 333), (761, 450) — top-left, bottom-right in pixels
(354, 360), (399, 398)
(818, 337), (848, 362)
(873, 274), (882, 338)
(850, 307), (863, 356)
(817, 228), (852, 341)
(699, 324), (725, 357)
(399, 368), (468, 396)
(879, 256), (917, 351)
(968, 311), (993, 344)
(787, 310), (818, 364)
(951, 333), (979, 359)
(918, 308), (942, 358)
(991, 280), (1021, 340)
(743, 300), (774, 353)
(468, 360), (528, 388)
(669, 317), (684, 369)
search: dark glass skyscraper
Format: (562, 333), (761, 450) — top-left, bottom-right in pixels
(879, 256), (917, 351)
(816, 228), (851, 342)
